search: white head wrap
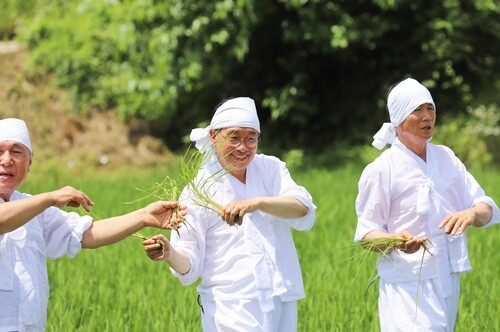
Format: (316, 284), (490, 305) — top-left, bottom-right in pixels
(190, 97), (260, 153)
(372, 78), (435, 150)
(0, 118), (32, 153)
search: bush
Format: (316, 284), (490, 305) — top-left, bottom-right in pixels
(433, 104), (499, 169)
(0, 0), (42, 40)
(16, 0), (500, 154)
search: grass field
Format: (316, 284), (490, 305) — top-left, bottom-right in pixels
(19, 162), (500, 331)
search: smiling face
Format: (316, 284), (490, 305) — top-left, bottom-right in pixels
(210, 127), (259, 183)
(0, 141), (32, 201)
(397, 103), (436, 147)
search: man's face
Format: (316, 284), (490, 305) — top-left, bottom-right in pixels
(210, 127), (259, 177)
(398, 103), (436, 143)
(0, 141), (31, 201)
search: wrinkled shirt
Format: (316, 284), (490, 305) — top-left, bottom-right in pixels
(355, 139), (499, 296)
(171, 154), (316, 312)
(0, 191), (92, 332)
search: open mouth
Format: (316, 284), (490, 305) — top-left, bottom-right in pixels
(0, 171), (14, 178)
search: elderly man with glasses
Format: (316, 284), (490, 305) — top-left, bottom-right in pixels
(143, 97), (316, 332)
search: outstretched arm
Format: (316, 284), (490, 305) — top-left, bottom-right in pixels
(82, 202), (186, 249)
(0, 186), (93, 234)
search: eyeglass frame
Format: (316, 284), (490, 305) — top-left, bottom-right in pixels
(216, 130), (261, 148)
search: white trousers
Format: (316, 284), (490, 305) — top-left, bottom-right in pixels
(379, 273), (460, 332)
(199, 296), (297, 332)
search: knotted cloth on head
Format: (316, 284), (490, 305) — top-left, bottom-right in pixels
(0, 118), (32, 153)
(190, 97), (261, 153)
(372, 78), (435, 150)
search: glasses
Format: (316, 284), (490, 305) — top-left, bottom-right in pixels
(218, 132), (260, 148)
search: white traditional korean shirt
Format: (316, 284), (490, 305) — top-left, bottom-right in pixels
(355, 139), (500, 297)
(171, 153), (316, 313)
(0, 191), (92, 332)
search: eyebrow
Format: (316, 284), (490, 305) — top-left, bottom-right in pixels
(223, 129), (259, 136)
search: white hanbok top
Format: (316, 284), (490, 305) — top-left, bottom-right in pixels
(171, 153), (316, 313)
(355, 139), (499, 297)
(0, 191), (93, 332)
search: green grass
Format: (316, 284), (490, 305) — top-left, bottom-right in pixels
(18, 163), (500, 331)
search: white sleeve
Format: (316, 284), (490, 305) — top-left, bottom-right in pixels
(41, 206), (93, 259)
(169, 190), (209, 285)
(271, 157), (316, 231)
(354, 162), (391, 240)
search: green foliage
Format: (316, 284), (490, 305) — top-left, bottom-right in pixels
(19, 0), (256, 131)
(0, 0), (43, 39)
(433, 103), (500, 169)
(12, 0), (500, 157)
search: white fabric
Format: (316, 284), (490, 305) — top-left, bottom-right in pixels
(0, 191), (93, 332)
(355, 139), (500, 320)
(170, 154), (315, 330)
(372, 78), (435, 150)
(190, 97), (260, 153)
(379, 273), (460, 331)
(0, 118), (32, 153)
(200, 297), (297, 332)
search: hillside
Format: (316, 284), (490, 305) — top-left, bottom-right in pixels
(0, 41), (174, 171)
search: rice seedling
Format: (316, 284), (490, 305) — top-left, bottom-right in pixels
(130, 175), (188, 240)
(334, 236), (433, 295)
(178, 143), (239, 225)
(337, 235), (435, 329)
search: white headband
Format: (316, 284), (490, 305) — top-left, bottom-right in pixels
(0, 118), (32, 153)
(372, 78), (435, 150)
(190, 97), (260, 153)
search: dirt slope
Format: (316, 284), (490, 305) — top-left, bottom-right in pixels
(0, 42), (174, 171)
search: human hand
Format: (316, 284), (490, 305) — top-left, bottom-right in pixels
(143, 234), (171, 261)
(439, 209), (476, 235)
(397, 231), (426, 254)
(142, 202), (187, 230)
(221, 198), (258, 226)
(49, 186), (94, 212)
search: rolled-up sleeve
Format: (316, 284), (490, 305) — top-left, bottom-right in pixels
(457, 159), (500, 228)
(41, 206), (93, 259)
(275, 158), (316, 231)
(170, 195), (208, 285)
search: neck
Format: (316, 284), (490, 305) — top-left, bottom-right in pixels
(0, 193), (11, 202)
(230, 169), (247, 184)
(398, 136), (427, 161)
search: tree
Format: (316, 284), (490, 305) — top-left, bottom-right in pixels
(19, 0), (500, 153)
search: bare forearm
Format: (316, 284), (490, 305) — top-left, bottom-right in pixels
(257, 195), (308, 219)
(82, 210), (146, 249)
(363, 230), (399, 252)
(0, 193), (54, 234)
(472, 203), (493, 227)
(166, 250), (192, 275)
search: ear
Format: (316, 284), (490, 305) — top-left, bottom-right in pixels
(209, 129), (217, 143)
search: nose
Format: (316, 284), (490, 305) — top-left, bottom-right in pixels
(0, 151), (14, 166)
(234, 142), (249, 151)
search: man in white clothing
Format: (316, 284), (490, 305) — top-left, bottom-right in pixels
(0, 118), (186, 331)
(144, 97), (316, 332)
(355, 78), (500, 331)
